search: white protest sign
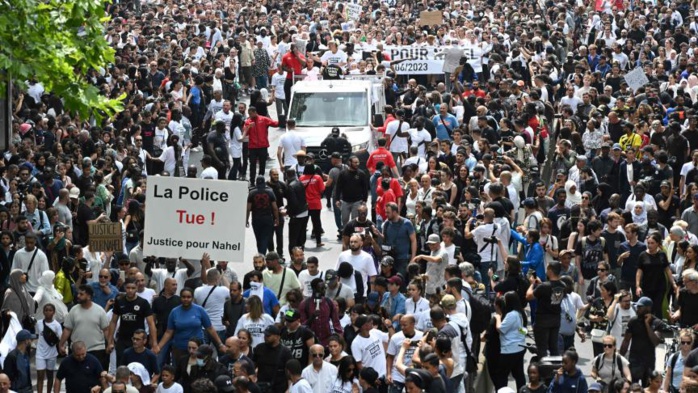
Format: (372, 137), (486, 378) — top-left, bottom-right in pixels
(383, 45), (445, 75)
(144, 176), (247, 261)
(624, 68), (650, 92)
(345, 3), (362, 21)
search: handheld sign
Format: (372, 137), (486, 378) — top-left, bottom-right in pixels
(144, 177), (248, 261)
(624, 68), (649, 92)
(89, 222), (122, 252)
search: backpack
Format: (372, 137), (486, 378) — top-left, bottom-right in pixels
(581, 236), (606, 276)
(594, 353), (624, 381)
(42, 320), (60, 347)
(467, 290), (493, 335)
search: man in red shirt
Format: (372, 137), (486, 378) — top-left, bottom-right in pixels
(366, 138), (398, 176)
(281, 44), (305, 107)
(371, 105), (395, 135)
(244, 106), (279, 181)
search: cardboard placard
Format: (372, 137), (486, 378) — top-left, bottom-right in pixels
(89, 222), (123, 252)
(420, 10), (443, 26)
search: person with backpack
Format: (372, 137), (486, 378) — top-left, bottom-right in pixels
(36, 303), (62, 393)
(527, 261), (567, 357)
(300, 278), (343, 347)
(663, 329), (693, 393)
(590, 335), (632, 391)
(558, 276), (587, 353)
(492, 291), (528, 392)
(574, 220), (610, 297)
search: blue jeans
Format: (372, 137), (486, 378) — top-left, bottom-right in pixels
(252, 215), (274, 254)
(478, 261), (495, 296)
(157, 339), (173, 368)
(333, 197), (342, 233)
(389, 381), (405, 393)
(256, 75), (268, 89)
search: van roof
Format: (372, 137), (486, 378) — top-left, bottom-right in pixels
(292, 79), (374, 93)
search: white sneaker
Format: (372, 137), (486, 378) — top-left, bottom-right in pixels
(191, 146), (202, 152)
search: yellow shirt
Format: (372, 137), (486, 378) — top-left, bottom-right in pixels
(54, 270), (74, 304)
(618, 133), (642, 153)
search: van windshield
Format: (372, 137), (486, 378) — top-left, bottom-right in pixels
(288, 92), (368, 127)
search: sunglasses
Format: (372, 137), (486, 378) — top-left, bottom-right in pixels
(603, 344), (614, 348)
(99, 275), (110, 279)
(597, 268), (607, 272)
(582, 196), (589, 200)
(311, 353), (324, 357)
(682, 341), (693, 345)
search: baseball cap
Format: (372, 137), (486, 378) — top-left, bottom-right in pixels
(367, 292), (380, 305)
(214, 375), (235, 393)
(325, 269), (338, 282)
(331, 152), (342, 159)
(661, 180), (671, 188)
(380, 256), (394, 266)
(559, 249), (574, 258)
(612, 143), (622, 151)
(589, 383), (603, 392)
(264, 325), (281, 336)
(426, 234), (440, 244)
(440, 294), (457, 309)
(522, 197), (536, 208)
(635, 296), (653, 308)
(284, 309), (301, 321)
(69, 187), (81, 199)
(16, 329), (36, 342)
(388, 275), (403, 286)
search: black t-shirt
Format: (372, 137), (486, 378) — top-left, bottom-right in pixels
(533, 280), (566, 328)
(626, 315), (663, 365)
(74, 203), (95, 246)
(342, 218), (376, 238)
(678, 288), (698, 328)
(574, 237), (610, 279)
(547, 205), (570, 237)
(253, 343), (293, 393)
(280, 326), (315, 366)
(654, 193), (680, 228)
(322, 65), (343, 80)
(519, 384), (548, 393)
(56, 353), (103, 393)
(141, 122), (156, 153)
(113, 296), (153, 343)
(247, 188), (276, 218)
(601, 230), (626, 270)
(151, 295), (180, 340)
(650, 132), (667, 150)
(206, 131), (229, 164)
(120, 348), (159, 375)
(638, 251), (669, 291)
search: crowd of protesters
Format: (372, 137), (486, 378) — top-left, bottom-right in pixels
(9, 0), (698, 392)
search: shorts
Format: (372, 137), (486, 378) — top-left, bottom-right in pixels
(36, 357), (57, 371)
(241, 67), (252, 84)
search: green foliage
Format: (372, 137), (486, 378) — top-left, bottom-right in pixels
(0, 0), (123, 119)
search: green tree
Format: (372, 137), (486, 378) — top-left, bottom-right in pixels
(0, 0), (123, 119)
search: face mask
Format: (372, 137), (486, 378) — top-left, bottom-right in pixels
(196, 358), (205, 367)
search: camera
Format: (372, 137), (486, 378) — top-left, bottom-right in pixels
(528, 270), (537, 279)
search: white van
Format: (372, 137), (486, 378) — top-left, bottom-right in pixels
(286, 77), (385, 167)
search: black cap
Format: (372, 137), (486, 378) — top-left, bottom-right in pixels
(264, 325), (281, 336)
(331, 152), (342, 159)
(284, 309), (301, 321)
(325, 269), (338, 281)
(214, 375), (235, 393)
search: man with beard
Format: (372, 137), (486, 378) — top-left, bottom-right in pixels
(253, 326), (293, 393)
(620, 297), (664, 386)
(152, 278), (180, 369)
(58, 285), (111, 370)
(341, 204), (378, 250)
(547, 189), (570, 237)
(242, 253), (266, 290)
(242, 271), (281, 316)
(223, 281), (245, 336)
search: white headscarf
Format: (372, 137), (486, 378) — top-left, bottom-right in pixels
(34, 270), (68, 323)
(565, 180), (582, 208)
(632, 201), (648, 226)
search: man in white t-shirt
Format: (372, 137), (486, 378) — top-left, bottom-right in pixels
(200, 155), (220, 179)
(194, 268), (230, 343)
(408, 116), (432, 158)
(351, 315), (387, 377)
(384, 110), (411, 166)
(301, 344), (338, 393)
(277, 123), (306, 171)
(270, 65), (288, 124)
(386, 315), (423, 389)
(464, 208), (500, 295)
(336, 235), (377, 297)
(298, 257), (323, 298)
(320, 41), (348, 69)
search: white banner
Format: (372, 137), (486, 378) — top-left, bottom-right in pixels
(383, 45), (444, 75)
(624, 67), (649, 92)
(144, 177), (247, 261)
